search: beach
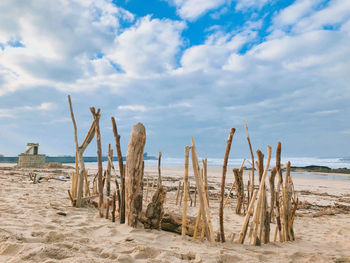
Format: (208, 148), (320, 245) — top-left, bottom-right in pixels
(0, 164), (349, 262)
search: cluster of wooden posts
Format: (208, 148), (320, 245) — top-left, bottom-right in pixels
(67, 95), (298, 246)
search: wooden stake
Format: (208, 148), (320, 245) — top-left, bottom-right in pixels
(105, 198), (110, 219)
(202, 159), (209, 206)
(111, 117), (125, 224)
(252, 146), (272, 246)
(176, 181), (181, 205)
(191, 137), (215, 245)
(106, 144), (113, 196)
(244, 121), (255, 202)
(237, 189), (258, 244)
(179, 181), (184, 206)
(90, 107), (103, 217)
(233, 168), (244, 215)
(269, 167), (277, 222)
(182, 146), (191, 237)
(158, 152), (162, 188)
(219, 128), (236, 242)
(256, 150), (264, 184)
(112, 192), (116, 222)
(125, 123), (146, 227)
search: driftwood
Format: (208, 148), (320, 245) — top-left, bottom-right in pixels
(233, 168), (244, 215)
(90, 107), (103, 217)
(202, 159), (209, 207)
(182, 146), (190, 236)
(112, 192), (116, 222)
(219, 128), (235, 242)
(191, 137), (215, 245)
(158, 152), (162, 188)
(269, 167), (277, 222)
(244, 121), (255, 203)
(256, 150), (264, 183)
(111, 117), (125, 224)
(106, 144), (113, 196)
(68, 95), (96, 207)
(143, 186), (167, 230)
(125, 123), (146, 227)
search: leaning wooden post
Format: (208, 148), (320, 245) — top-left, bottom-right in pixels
(269, 167), (277, 222)
(252, 146), (272, 246)
(202, 158), (209, 206)
(275, 142), (283, 241)
(106, 144), (113, 196)
(68, 95), (83, 207)
(238, 189), (258, 244)
(112, 191), (116, 222)
(111, 117), (125, 224)
(191, 137), (216, 245)
(90, 107), (103, 217)
(182, 146), (191, 237)
(125, 123), (146, 227)
(244, 121), (255, 202)
(219, 128), (236, 242)
(158, 152), (162, 188)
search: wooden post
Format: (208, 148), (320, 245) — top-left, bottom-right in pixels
(111, 117), (125, 224)
(269, 167), (277, 222)
(125, 123), (146, 227)
(176, 181), (181, 205)
(244, 121), (255, 202)
(182, 146), (190, 237)
(275, 142), (283, 241)
(105, 198), (110, 219)
(158, 152), (162, 188)
(191, 137), (215, 245)
(112, 192), (116, 222)
(233, 168), (244, 215)
(256, 150), (264, 184)
(68, 95), (96, 207)
(84, 170), (90, 197)
(202, 159), (209, 206)
(252, 146), (272, 246)
(179, 182), (184, 206)
(145, 177), (150, 202)
(219, 128), (235, 242)
(238, 189), (258, 244)
(90, 107), (103, 217)
(106, 144), (113, 196)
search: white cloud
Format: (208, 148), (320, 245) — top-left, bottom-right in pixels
(167, 0), (227, 20)
(0, 102), (56, 119)
(118, 105), (149, 112)
(235, 0), (270, 11)
(107, 16), (185, 76)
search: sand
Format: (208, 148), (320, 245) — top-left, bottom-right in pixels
(0, 164), (350, 262)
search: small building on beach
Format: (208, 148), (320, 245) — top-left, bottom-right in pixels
(17, 143), (46, 168)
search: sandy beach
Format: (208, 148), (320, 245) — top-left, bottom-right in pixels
(0, 164), (349, 263)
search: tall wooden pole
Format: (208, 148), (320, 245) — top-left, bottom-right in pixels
(182, 146), (190, 237)
(106, 144), (113, 196)
(125, 123), (146, 227)
(111, 117), (125, 224)
(219, 128), (235, 242)
(158, 152), (162, 188)
(244, 121), (255, 202)
(90, 107), (103, 217)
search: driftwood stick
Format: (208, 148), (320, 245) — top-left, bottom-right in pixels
(84, 170), (90, 197)
(105, 198), (110, 219)
(256, 150), (264, 184)
(224, 159), (245, 209)
(106, 144), (113, 196)
(191, 136), (215, 245)
(90, 107), (103, 217)
(238, 189), (258, 244)
(176, 181), (181, 205)
(252, 146), (272, 246)
(67, 190), (74, 206)
(202, 159), (209, 206)
(112, 192), (116, 222)
(193, 209), (201, 240)
(125, 123), (146, 227)
(244, 121), (255, 202)
(233, 168), (244, 215)
(143, 186), (167, 230)
(269, 167), (277, 222)
(182, 146), (191, 237)
(111, 117), (125, 224)
(219, 128), (236, 242)
(158, 152), (162, 188)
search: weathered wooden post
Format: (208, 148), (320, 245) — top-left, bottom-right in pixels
(125, 123), (146, 227)
(90, 107), (103, 217)
(111, 117), (125, 224)
(182, 146), (191, 236)
(106, 144), (113, 196)
(219, 128), (235, 242)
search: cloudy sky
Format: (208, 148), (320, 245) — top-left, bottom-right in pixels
(0, 0), (349, 158)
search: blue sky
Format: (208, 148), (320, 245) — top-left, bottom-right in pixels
(0, 0), (350, 159)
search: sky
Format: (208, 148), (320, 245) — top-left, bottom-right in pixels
(0, 0), (350, 159)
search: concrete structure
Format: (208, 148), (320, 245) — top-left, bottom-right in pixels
(18, 143), (46, 168)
